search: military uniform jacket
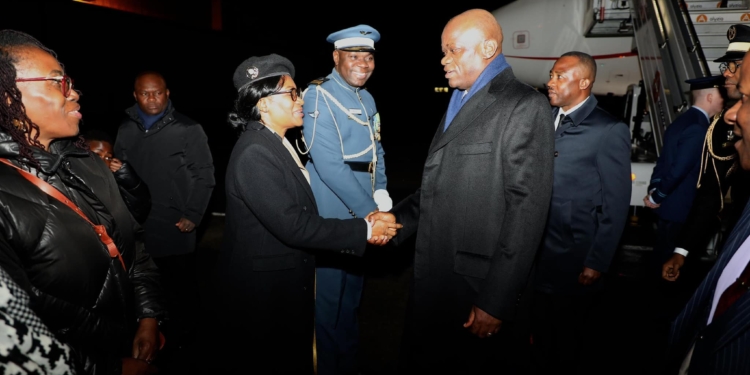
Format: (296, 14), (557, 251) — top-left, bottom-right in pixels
(648, 107), (710, 223)
(536, 97), (632, 295)
(301, 68), (386, 220)
(675, 112), (750, 255)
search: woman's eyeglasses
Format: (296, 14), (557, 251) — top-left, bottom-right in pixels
(15, 75), (74, 98)
(267, 87), (301, 102)
(719, 61), (743, 75)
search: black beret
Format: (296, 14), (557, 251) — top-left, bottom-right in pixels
(685, 75), (724, 91)
(232, 53), (295, 91)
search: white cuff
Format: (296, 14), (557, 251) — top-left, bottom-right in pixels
(649, 195), (656, 205)
(365, 219), (372, 240)
(373, 189), (392, 212)
(674, 248), (689, 257)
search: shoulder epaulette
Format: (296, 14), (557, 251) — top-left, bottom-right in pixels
(308, 77), (329, 86)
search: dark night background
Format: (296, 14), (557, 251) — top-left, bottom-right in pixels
(2, 0), (514, 213)
(2, 2), (676, 374)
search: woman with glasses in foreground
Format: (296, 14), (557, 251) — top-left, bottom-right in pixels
(215, 54), (401, 374)
(0, 29), (166, 375)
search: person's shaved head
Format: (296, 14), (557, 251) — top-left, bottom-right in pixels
(441, 9), (504, 90)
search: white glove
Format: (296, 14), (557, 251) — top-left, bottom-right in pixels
(373, 189), (392, 212)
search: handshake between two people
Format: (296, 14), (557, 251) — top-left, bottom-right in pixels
(366, 211), (404, 246)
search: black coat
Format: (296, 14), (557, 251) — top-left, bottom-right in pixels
(114, 102), (215, 256)
(113, 160), (151, 224)
(535, 97), (632, 295)
(392, 68), (554, 372)
(0, 132), (167, 375)
(215, 121), (366, 374)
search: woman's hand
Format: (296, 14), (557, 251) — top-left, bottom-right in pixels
(132, 318), (160, 364)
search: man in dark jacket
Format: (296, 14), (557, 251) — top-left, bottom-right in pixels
(532, 51), (632, 374)
(382, 9), (554, 374)
(114, 71), (215, 371)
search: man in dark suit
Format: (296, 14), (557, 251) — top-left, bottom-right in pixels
(531, 51), (632, 375)
(645, 77), (725, 272)
(667, 50), (750, 375)
(369, 8), (554, 374)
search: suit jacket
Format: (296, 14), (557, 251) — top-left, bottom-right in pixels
(667, 200), (750, 375)
(535, 96), (632, 294)
(649, 107), (710, 223)
(215, 121), (367, 372)
(392, 67), (554, 321)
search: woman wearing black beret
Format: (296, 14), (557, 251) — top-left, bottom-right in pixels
(214, 53), (401, 374)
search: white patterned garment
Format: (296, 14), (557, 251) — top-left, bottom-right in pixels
(0, 266), (76, 375)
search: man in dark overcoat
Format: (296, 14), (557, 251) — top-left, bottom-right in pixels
(376, 9), (555, 374)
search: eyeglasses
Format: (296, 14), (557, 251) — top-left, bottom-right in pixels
(15, 75), (74, 97)
(267, 87), (301, 102)
(720, 61), (743, 75)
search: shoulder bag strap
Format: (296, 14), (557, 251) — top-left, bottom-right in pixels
(0, 158), (126, 271)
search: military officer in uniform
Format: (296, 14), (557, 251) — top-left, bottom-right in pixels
(300, 24), (390, 375)
(662, 24), (750, 287)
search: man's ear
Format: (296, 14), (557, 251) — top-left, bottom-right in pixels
(166, 89), (170, 98)
(579, 78), (591, 90)
(333, 50), (340, 66)
(482, 40), (498, 59)
(133, 91), (137, 101)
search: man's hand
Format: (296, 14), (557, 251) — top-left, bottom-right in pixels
(175, 218), (196, 233)
(366, 211), (396, 224)
(643, 194), (660, 209)
(662, 253), (686, 282)
(578, 267), (602, 286)
(109, 157), (124, 173)
(368, 217), (403, 245)
(463, 305), (502, 339)
(122, 358), (159, 375)
(132, 318), (160, 364)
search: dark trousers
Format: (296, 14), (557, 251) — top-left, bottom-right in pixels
(398, 271), (531, 375)
(315, 266), (363, 375)
(531, 291), (598, 375)
(151, 252), (199, 374)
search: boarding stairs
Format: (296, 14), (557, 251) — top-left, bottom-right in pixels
(683, 0), (750, 76)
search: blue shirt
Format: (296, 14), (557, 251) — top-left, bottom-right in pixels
(444, 54), (510, 131)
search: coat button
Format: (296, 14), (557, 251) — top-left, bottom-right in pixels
(302, 206), (307, 211)
(303, 259), (308, 263)
(341, 250), (345, 253)
(554, 151), (559, 157)
(303, 286), (307, 291)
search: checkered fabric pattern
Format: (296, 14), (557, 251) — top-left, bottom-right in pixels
(0, 266), (76, 375)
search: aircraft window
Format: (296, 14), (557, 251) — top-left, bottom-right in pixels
(513, 31), (529, 49)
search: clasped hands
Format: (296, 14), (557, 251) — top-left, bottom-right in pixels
(365, 211), (403, 245)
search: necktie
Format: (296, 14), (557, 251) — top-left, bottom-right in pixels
(556, 113), (565, 130)
(713, 260), (750, 320)
(555, 114), (570, 136)
(282, 139), (310, 185)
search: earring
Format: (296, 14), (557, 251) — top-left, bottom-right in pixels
(12, 118), (26, 132)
